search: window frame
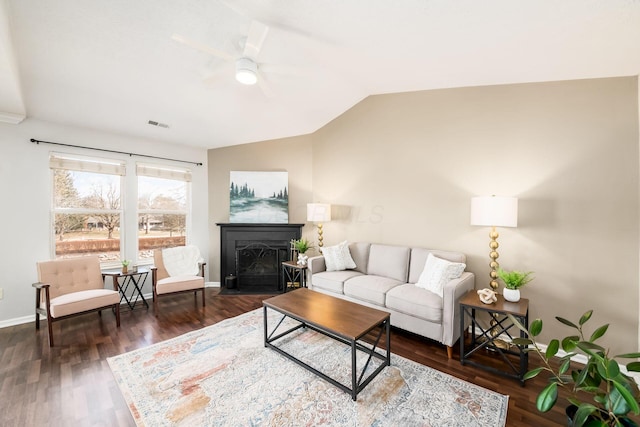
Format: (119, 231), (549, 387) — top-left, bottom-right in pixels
(50, 153), (126, 265)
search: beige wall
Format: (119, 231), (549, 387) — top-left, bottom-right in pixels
(207, 135), (314, 282)
(209, 77), (639, 354)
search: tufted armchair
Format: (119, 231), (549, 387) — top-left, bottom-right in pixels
(151, 246), (206, 317)
(33, 256), (120, 346)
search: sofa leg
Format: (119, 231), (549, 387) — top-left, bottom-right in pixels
(202, 288), (206, 307)
(446, 346), (453, 359)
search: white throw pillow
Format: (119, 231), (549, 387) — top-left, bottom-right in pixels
(416, 253), (466, 298)
(321, 241), (357, 271)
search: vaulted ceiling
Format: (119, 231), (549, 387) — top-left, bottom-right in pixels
(2, 0), (639, 149)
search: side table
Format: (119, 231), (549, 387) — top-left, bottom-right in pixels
(102, 267), (150, 310)
(459, 290), (529, 385)
(281, 260), (307, 292)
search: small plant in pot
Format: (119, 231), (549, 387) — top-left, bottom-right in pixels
(497, 268), (533, 302)
(121, 260), (130, 273)
(291, 238), (314, 266)
(509, 310), (640, 427)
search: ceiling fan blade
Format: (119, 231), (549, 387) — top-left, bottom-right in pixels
(202, 68), (230, 87)
(257, 73), (274, 98)
(243, 20), (269, 59)
(260, 63), (305, 77)
(171, 33), (234, 62)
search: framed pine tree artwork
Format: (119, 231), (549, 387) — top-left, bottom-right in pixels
(229, 171), (288, 223)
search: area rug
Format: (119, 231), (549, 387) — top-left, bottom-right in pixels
(108, 309), (508, 426)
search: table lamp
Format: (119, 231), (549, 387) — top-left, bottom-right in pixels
(470, 195), (518, 291)
(307, 203), (332, 247)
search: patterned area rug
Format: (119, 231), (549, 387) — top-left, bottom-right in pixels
(108, 309), (508, 426)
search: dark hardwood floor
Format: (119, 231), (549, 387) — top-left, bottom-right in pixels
(0, 288), (578, 426)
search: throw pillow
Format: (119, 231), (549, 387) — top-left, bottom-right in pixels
(321, 241), (357, 271)
(416, 253), (466, 298)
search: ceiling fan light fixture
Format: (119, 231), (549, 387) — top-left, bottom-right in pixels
(235, 57), (258, 85)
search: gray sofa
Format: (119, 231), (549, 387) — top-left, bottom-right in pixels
(308, 242), (475, 358)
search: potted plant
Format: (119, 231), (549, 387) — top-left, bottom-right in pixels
(509, 310), (640, 426)
(497, 268), (533, 302)
(121, 259), (130, 274)
(291, 238), (314, 266)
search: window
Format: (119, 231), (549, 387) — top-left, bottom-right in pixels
(50, 154), (125, 261)
(137, 163), (191, 261)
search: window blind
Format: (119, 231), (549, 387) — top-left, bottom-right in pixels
(50, 153), (126, 176)
(136, 163), (192, 182)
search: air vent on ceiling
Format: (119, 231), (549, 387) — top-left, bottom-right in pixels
(148, 120), (170, 129)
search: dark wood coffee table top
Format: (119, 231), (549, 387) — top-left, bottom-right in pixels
(263, 288), (390, 341)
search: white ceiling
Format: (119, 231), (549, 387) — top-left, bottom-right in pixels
(2, 0), (639, 149)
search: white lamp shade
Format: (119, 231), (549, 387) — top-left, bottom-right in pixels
(307, 203), (332, 222)
(470, 196), (518, 228)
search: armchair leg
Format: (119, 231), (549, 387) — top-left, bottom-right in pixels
(446, 346), (453, 359)
(115, 304), (121, 327)
(47, 318), (54, 347)
(201, 288), (205, 307)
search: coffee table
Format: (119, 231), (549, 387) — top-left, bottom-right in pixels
(263, 288), (391, 401)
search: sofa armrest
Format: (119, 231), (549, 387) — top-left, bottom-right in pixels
(441, 272), (475, 347)
(308, 255), (326, 274)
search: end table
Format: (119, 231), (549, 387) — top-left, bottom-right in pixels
(281, 260), (307, 292)
(102, 266), (150, 310)
(459, 290), (529, 385)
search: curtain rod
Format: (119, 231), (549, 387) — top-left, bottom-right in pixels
(30, 138), (203, 166)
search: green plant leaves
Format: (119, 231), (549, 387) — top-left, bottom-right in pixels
(530, 319), (543, 337)
(523, 367), (544, 380)
(612, 380), (640, 415)
(626, 361), (640, 372)
(595, 359), (620, 381)
(556, 316), (579, 329)
(573, 403), (599, 427)
(589, 324), (609, 342)
(536, 382), (558, 412)
(562, 335), (579, 352)
(546, 339), (560, 359)
(512, 337), (533, 347)
(579, 310), (593, 325)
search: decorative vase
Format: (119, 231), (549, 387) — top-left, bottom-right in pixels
(297, 253), (308, 266)
(503, 288), (520, 302)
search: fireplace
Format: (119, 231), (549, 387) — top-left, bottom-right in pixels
(217, 223), (303, 293)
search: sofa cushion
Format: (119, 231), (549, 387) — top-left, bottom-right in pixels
(348, 242), (371, 274)
(321, 241), (357, 271)
(416, 253), (466, 298)
(367, 244), (410, 282)
(408, 248), (467, 284)
(386, 283), (443, 323)
(344, 275), (404, 306)
(312, 270), (363, 294)
(49, 289), (120, 318)
(156, 275), (204, 295)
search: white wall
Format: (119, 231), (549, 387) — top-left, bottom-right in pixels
(0, 118), (209, 324)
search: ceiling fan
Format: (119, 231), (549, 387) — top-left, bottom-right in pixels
(172, 20), (276, 96)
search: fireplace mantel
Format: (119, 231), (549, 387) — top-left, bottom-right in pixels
(217, 223), (303, 293)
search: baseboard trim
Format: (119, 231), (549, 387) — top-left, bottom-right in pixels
(1, 284), (221, 329)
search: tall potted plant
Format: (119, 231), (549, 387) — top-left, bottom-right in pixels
(509, 310), (640, 426)
(497, 268), (533, 302)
